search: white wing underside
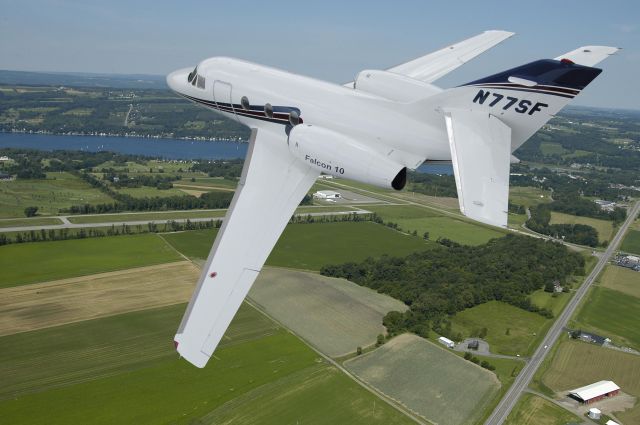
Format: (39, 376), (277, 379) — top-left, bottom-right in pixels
(445, 109), (511, 229)
(175, 129), (317, 368)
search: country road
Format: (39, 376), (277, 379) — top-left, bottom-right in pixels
(484, 200), (640, 425)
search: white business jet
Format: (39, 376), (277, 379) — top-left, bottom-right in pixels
(167, 30), (617, 367)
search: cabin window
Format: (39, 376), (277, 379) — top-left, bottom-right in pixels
(264, 103), (273, 118)
(289, 110), (300, 126)
(241, 96), (250, 110)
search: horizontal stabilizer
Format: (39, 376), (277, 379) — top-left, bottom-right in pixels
(445, 110), (511, 228)
(555, 46), (620, 67)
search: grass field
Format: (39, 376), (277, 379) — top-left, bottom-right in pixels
(248, 268), (408, 357)
(598, 265), (640, 298)
(0, 233), (181, 288)
(509, 186), (552, 207)
(0, 261), (199, 336)
(539, 142), (569, 156)
(529, 290), (572, 317)
(0, 303), (412, 425)
(0, 216), (62, 228)
(162, 222), (433, 270)
(345, 334), (500, 425)
(450, 301), (549, 356)
(366, 204), (505, 245)
(621, 229), (640, 254)
(505, 393), (579, 425)
(113, 186), (190, 198)
(67, 209), (227, 224)
(549, 211), (614, 243)
(0, 172), (115, 218)
(574, 286), (640, 350)
(541, 339), (640, 424)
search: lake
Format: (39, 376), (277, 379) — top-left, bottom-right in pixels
(0, 132), (452, 174)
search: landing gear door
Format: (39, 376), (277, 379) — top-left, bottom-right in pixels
(213, 80), (238, 121)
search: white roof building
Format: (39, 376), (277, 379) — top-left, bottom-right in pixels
(569, 380), (620, 403)
(437, 336), (455, 348)
(314, 190), (341, 199)
(606, 420), (620, 425)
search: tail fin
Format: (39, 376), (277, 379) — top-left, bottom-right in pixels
(423, 46), (618, 151)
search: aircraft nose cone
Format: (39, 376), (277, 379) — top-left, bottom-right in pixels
(166, 68), (191, 94)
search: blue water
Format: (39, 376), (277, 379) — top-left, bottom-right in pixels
(0, 132), (452, 174)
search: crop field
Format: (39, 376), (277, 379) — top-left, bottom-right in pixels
(248, 268), (408, 357)
(504, 393), (579, 425)
(0, 216), (62, 228)
(549, 211), (614, 243)
(0, 172), (115, 218)
(450, 301), (548, 356)
(509, 186), (552, 207)
(162, 222), (432, 269)
(621, 229), (640, 254)
(0, 261), (199, 336)
(598, 265), (640, 298)
(574, 286), (640, 350)
(541, 339), (640, 424)
(197, 364), (413, 425)
(0, 233), (181, 288)
(113, 186), (191, 198)
(539, 142), (569, 156)
(345, 334), (500, 425)
(0, 303), (411, 425)
(366, 204), (505, 245)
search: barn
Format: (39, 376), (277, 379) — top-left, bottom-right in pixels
(568, 380), (620, 404)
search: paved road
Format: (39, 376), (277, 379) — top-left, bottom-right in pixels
(484, 200), (640, 425)
(0, 209), (373, 232)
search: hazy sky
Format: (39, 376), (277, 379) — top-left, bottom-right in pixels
(1, 0), (638, 109)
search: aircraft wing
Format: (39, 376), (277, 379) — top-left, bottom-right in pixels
(174, 128), (318, 368)
(444, 109), (511, 228)
(387, 30), (514, 82)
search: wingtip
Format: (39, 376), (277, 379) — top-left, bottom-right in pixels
(485, 30), (516, 37)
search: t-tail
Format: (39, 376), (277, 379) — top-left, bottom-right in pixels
(419, 46), (619, 228)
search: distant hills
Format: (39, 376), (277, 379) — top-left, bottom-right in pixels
(0, 69), (167, 90)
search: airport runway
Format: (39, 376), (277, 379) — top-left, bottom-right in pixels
(484, 200), (640, 425)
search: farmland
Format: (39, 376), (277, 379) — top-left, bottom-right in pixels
(504, 393), (579, 425)
(66, 209), (227, 223)
(509, 186), (552, 207)
(366, 204), (505, 245)
(0, 171), (115, 218)
(0, 233), (181, 288)
(540, 338), (640, 424)
(549, 211), (614, 243)
(162, 221), (433, 269)
(0, 303), (410, 425)
(621, 229), (640, 254)
(0, 261), (199, 336)
(345, 334), (500, 425)
(248, 268), (408, 357)
(450, 301), (550, 356)
(0, 216), (62, 228)
(598, 264), (640, 298)
(574, 286), (640, 350)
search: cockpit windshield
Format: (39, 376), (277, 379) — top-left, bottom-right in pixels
(187, 66), (206, 89)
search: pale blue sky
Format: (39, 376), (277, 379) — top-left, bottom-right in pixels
(0, 0), (638, 109)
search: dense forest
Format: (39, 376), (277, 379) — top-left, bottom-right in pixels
(526, 204), (600, 247)
(321, 235), (584, 338)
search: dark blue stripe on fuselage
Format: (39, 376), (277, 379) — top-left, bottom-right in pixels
(181, 94), (299, 125)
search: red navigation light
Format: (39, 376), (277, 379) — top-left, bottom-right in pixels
(209, 271), (217, 278)
(173, 340), (179, 349)
(560, 58), (575, 65)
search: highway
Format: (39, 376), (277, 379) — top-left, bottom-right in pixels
(484, 200), (640, 425)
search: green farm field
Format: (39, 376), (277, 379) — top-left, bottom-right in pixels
(162, 221), (433, 270)
(540, 339), (640, 425)
(598, 265), (640, 298)
(539, 142), (569, 156)
(509, 186), (552, 207)
(504, 393), (579, 425)
(113, 186), (191, 198)
(549, 211), (614, 243)
(529, 289), (572, 317)
(0, 233), (180, 288)
(366, 204), (505, 245)
(0, 172), (115, 218)
(450, 301), (550, 356)
(621, 229), (640, 254)
(248, 268), (408, 357)
(0, 303), (411, 425)
(67, 209), (227, 224)
(574, 286), (640, 350)
(345, 334), (500, 425)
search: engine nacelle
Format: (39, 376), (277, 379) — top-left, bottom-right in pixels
(288, 124), (407, 190)
(354, 70), (442, 102)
